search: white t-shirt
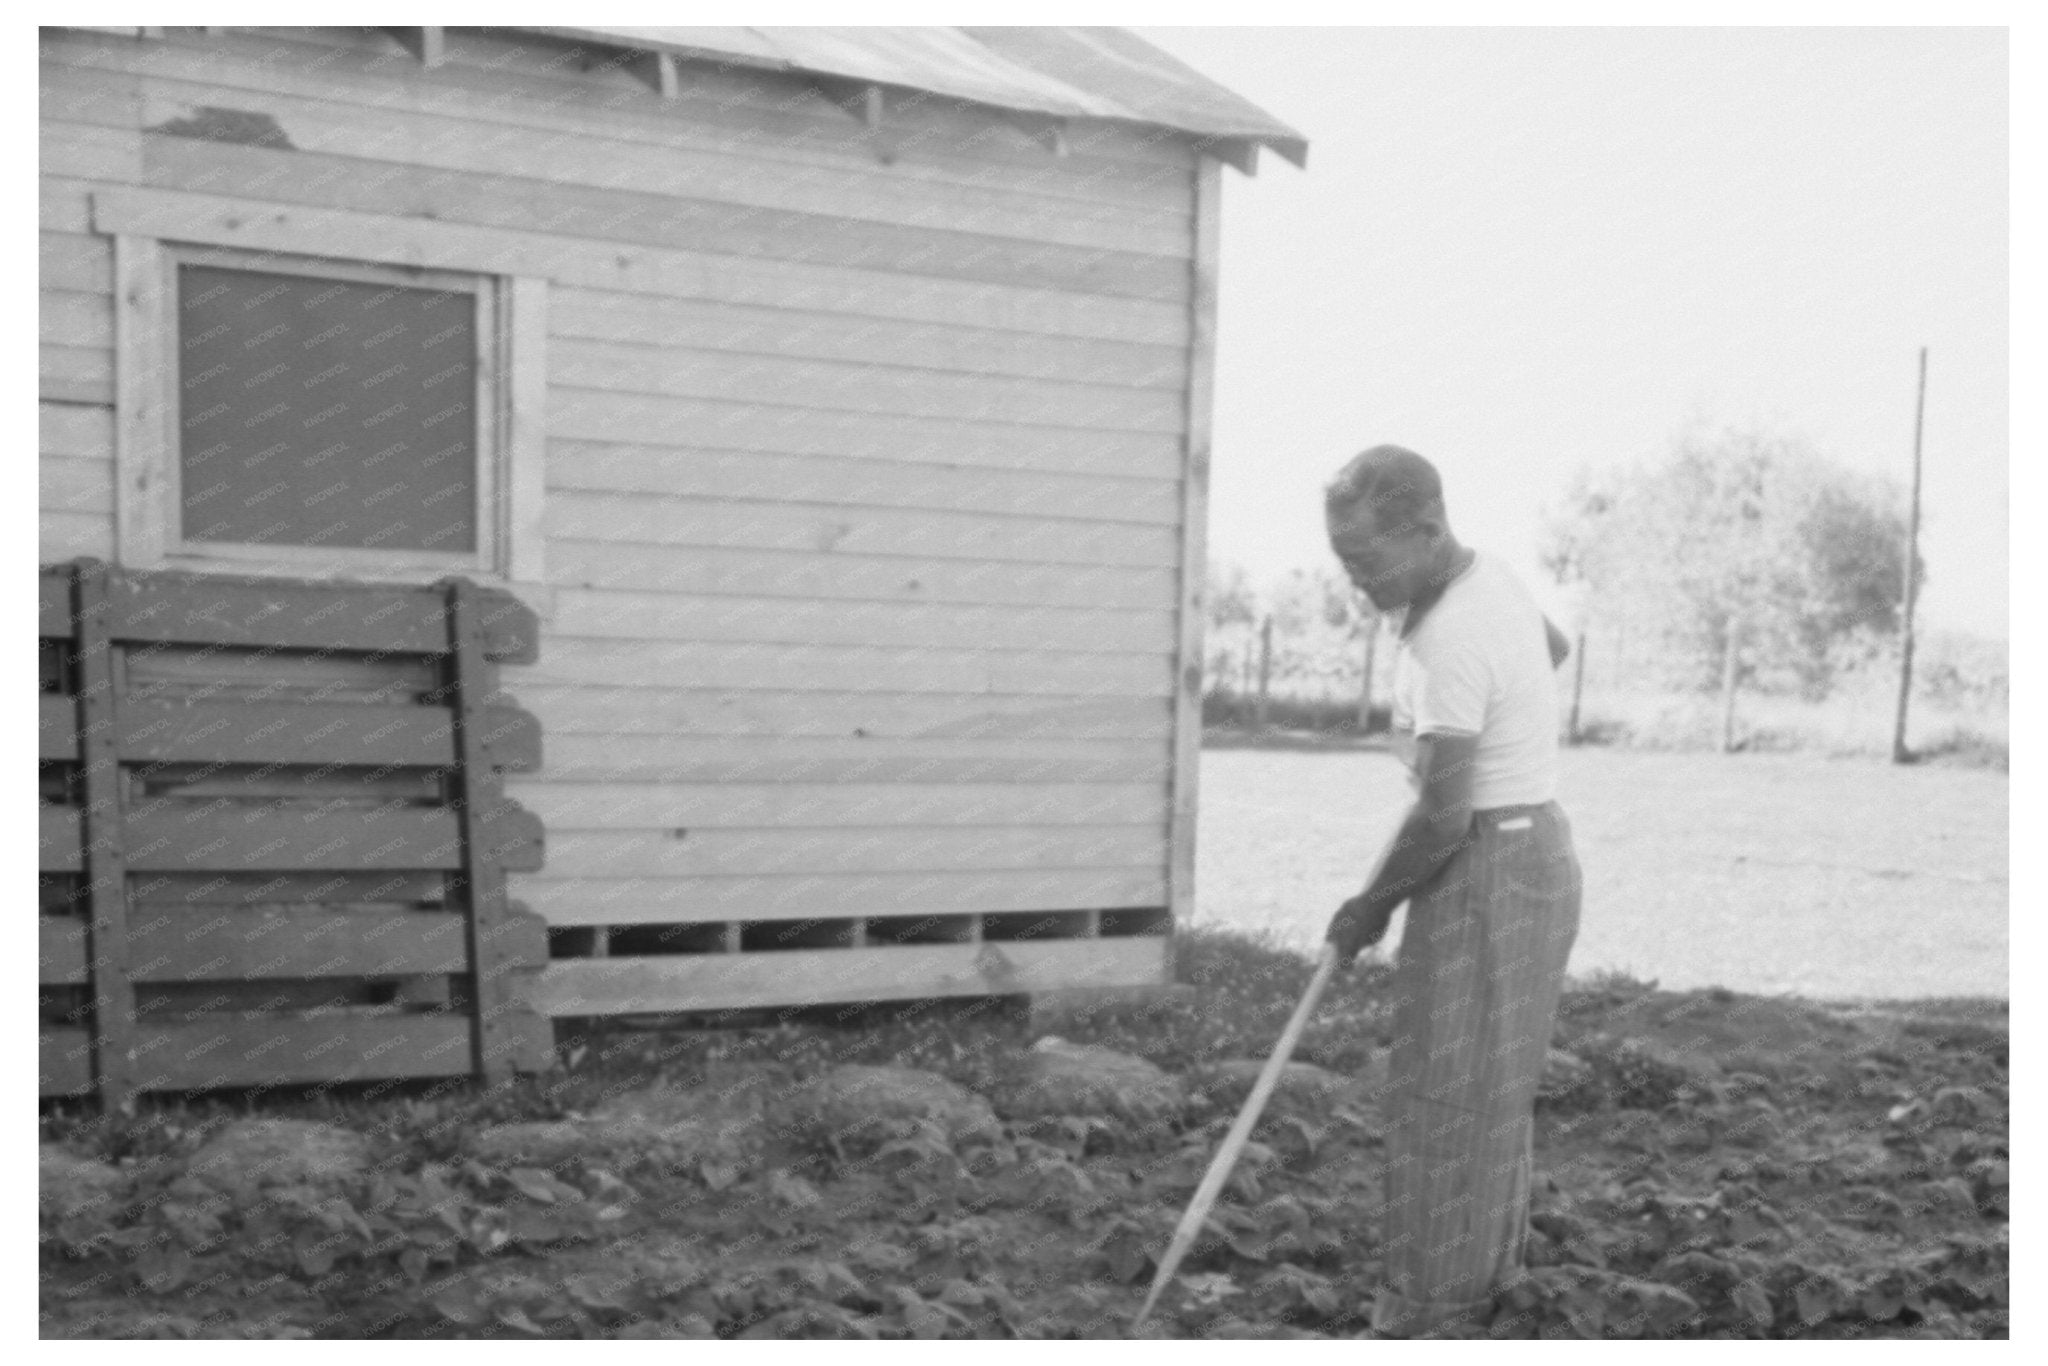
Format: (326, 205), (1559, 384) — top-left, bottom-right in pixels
(1389, 551), (1559, 809)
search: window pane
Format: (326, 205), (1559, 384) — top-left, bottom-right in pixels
(177, 265), (479, 552)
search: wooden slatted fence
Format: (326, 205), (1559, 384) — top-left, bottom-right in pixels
(37, 560), (551, 1105)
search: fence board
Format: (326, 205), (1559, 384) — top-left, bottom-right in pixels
(40, 696), (78, 760)
(131, 871), (447, 908)
(40, 568), (74, 636)
(40, 1028), (93, 1097)
(122, 1013), (534, 1092)
(123, 645), (439, 703)
(40, 807), (82, 872)
(35, 560), (554, 1099)
(41, 907), (548, 985)
(101, 574), (538, 661)
(72, 561), (135, 1107)
(115, 698), (540, 770)
(120, 801), (543, 873)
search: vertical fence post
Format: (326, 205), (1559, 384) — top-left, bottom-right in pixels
(1254, 616), (1273, 729)
(71, 559), (135, 1110)
(1568, 625), (1588, 744)
(1893, 346), (1928, 764)
(445, 578), (515, 1082)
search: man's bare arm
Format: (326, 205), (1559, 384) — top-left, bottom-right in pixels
(1543, 616), (1571, 669)
(1327, 731), (1479, 957)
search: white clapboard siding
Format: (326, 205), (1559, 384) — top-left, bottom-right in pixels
(41, 231), (111, 293)
(535, 938), (1171, 1015)
(254, 25), (1192, 173)
(548, 587), (1176, 655)
(536, 940), (1172, 1014)
(548, 340), (1185, 434)
(548, 446), (1177, 527)
(40, 401), (112, 460)
(93, 187), (1191, 349)
(42, 346), (113, 405)
(544, 491), (1181, 568)
(541, 824), (1160, 880)
(516, 685), (1172, 742)
(547, 290), (1185, 390)
(547, 391), (1182, 480)
(532, 734), (1171, 785)
(38, 120), (144, 182)
(41, 22), (1201, 1008)
(521, 868), (1170, 928)
(545, 540), (1177, 610)
(40, 456), (114, 515)
(64, 27), (1194, 205)
(41, 177), (96, 233)
(507, 637), (1174, 697)
(505, 781), (1167, 832)
(41, 509), (112, 561)
(39, 66), (1193, 258)
(126, 135), (1189, 304)
(39, 289), (112, 348)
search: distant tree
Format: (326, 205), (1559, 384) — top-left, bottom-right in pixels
(1539, 467), (1631, 739)
(1203, 559), (1259, 695)
(1310, 564), (1384, 727)
(1548, 427), (1917, 748)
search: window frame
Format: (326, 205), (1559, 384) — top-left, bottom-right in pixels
(114, 233), (545, 586)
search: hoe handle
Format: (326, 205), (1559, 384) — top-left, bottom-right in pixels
(1131, 942), (1341, 1333)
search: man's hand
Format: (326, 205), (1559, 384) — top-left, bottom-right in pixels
(1326, 892), (1397, 962)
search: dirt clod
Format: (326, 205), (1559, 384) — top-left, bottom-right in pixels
(780, 1064), (1000, 1154)
(182, 1118), (370, 1194)
(999, 1038), (1185, 1121)
(40, 1146), (129, 1223)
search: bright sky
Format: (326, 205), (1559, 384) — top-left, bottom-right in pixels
(1138, 26), (2009, 640)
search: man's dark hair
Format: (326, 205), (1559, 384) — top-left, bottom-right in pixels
(1325, 444), (1447, 533)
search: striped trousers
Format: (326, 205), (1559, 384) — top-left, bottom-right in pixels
(1370, 800), (1582, 1337)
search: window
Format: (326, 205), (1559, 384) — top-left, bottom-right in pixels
(115, 236), (544, 583)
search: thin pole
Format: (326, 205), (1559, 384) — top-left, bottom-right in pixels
(1132, 944), (1340, 1332)
(1568, 624), (1588, 743)
(1893, 347), (1927, 764)
(1254, 615), (1273, 729)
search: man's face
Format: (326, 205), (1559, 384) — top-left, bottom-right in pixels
(1327, 500), (1433, 611)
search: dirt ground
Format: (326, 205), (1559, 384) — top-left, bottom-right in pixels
(40, 935), (2006, 1339)
(1195, 746), (2008, 998)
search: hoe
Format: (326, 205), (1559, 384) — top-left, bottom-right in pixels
(1131, 942), (1340, 1333)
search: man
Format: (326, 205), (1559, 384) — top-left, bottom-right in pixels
(1322, 444), (1583, 1338)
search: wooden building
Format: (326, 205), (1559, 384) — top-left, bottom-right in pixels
(38, 25), (1306, 1045)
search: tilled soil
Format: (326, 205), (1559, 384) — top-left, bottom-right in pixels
(39, 940), (2007, 1339)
